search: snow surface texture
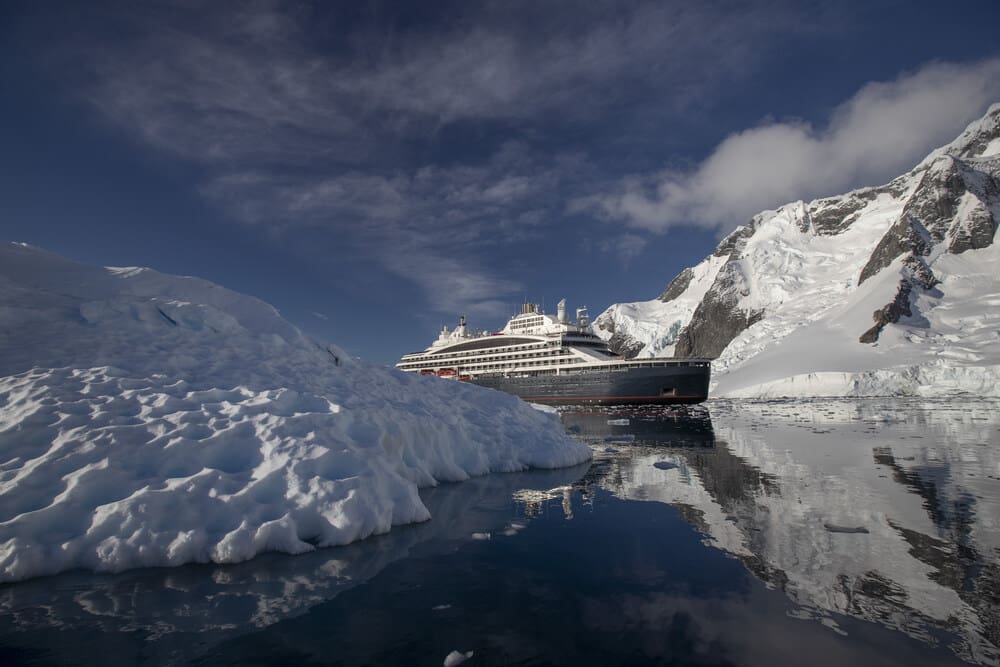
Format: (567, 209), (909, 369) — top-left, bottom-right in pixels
(594, 104), (1000, 398)
(0, 242), (590, 582)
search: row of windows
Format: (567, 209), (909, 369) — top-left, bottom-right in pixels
(400, 348), (574, 369)
(400, 356), (582, 372)
(418, 345), (567, 365)
(401, 358), (706, 373)
(426, 337), (539, 355)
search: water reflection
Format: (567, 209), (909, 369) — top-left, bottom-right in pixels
(2, 399), (998, 666)
(562, 399), (1000, 666)
(561, 405), (716, 448)
(0, 464), (589, 664)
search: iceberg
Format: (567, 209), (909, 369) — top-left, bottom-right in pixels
(0, 242), (590, 582)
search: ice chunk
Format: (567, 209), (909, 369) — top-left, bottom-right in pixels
(443, 650), (474, 666)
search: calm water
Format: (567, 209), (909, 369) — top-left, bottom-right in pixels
(1, 399), (998, 666)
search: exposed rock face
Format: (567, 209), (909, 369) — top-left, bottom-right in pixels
(948, 156), (1000, 254)
(607, 330), (647, 358)
(674, 261), (764, 359)
(808, 188), (880, 236)
(858, 145), (1000, 342)
(669, 217), (765, 358)
(860, 117), (1000, 285)
(658, 268), (693, 302)
(712, 224), (756, 257)
(594, 315), (647, 358)
(858, 216), (932, 286)
(859, 257), (940, 344)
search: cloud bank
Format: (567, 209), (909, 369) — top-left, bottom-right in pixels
(585, 58), (1000, 233)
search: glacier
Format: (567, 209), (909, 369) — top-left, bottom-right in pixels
(0, 242), (590, 583)
(595, 103), (1000, 399)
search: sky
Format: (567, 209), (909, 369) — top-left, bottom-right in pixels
(3, 0), (1000, 364)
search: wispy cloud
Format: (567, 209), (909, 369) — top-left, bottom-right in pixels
(599, 233), (648, 267)
(80, 1), (814, 161)
(200, 141), (587, 318)
(60, 0), (827, 315)
(580, 58), (1000, 233)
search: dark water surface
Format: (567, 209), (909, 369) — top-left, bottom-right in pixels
(1, 399), (998, 666)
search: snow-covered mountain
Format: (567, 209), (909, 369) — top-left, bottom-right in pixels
(595, 104), (1000, 398)
(0, 242), (590, 582)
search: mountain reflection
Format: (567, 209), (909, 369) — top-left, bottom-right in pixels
(2, 400), (997, 666)
(561, 399), (1000, 666)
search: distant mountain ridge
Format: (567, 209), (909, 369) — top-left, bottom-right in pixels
(594, 104), (1000, 397)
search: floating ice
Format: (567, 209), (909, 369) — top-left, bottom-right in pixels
(443, 650), (474, 666)
(0, 242), (591, 582)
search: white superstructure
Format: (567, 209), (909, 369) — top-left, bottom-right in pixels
(397, 301), (621, 378)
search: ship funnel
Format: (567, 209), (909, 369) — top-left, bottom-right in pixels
(576, 306), (589, 328)
(557, 299), (567, 324)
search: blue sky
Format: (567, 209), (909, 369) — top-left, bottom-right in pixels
(3, 0), (1000, 364)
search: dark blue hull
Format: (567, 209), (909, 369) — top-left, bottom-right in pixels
(470, 363), (710, 405)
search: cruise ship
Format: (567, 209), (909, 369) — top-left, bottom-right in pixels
(396, 300), (710, 405)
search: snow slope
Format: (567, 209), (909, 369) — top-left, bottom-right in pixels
(0, 242), (590, 582)
(595, 104), (1000, 398)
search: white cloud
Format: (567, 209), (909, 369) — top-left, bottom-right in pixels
(584, 58), (1000, 232)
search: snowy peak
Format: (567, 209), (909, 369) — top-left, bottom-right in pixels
(594, 103), (1000, 397)
(920, 102), (1000, 165)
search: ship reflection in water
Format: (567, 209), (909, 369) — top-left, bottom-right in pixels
(0, 400), (998, 665)
(561, 400), (1000, 666)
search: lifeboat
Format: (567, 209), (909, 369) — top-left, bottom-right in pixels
(458, 374), (471, 381)
(419, 369), (436, 376)
(437, 368), (457, 378)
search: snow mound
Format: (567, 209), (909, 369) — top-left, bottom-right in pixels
(0, 242), (590, 582)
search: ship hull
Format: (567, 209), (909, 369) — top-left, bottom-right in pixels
(470, 364), (710, 406)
